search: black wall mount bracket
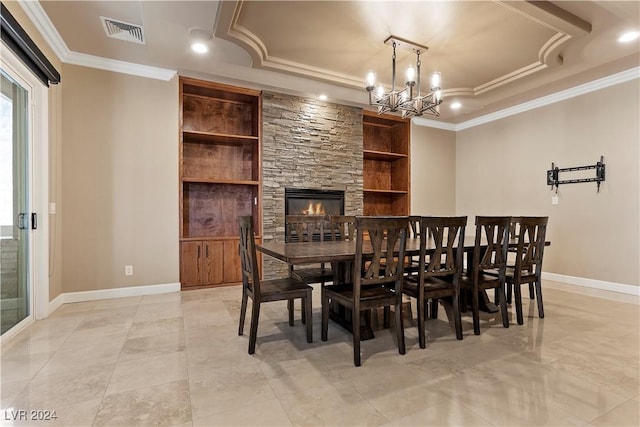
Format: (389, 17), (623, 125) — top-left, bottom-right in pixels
(547, 156), (606, 193)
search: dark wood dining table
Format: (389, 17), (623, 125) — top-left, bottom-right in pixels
(256, 236), (550, 336)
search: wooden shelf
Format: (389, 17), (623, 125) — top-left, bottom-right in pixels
(183, 130), (259, 145)
(181, 235), (261, 242)
(182, 178), (260, 186)
(363, 150), (407, 161)
(363, 188), (408, 194)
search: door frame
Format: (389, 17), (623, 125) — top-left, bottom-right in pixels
(1, 44), (49, 340)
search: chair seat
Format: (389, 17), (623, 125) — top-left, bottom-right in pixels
(291, 266), (333, 283)
(404, 276), (455, 298)
(459, 272), (502, 290)
(323, 282), (397, 302)
(260, 277), (313, 300)
(504, 266), (537, 283)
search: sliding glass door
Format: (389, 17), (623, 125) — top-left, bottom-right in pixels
(1, 68), (32, 335)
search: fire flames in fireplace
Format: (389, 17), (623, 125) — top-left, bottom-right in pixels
(303, 202), (326, 215)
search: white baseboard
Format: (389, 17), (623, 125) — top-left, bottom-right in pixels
(48, 282), (181, 312)
(542, 272), (640, 296)
(48, 293), (65, 316)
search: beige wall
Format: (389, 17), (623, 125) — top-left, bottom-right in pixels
(3, 2), (64, 301)
(455, 79), (640, 286)
(61, 65), (179, 293)
(410, 124), (456, 216)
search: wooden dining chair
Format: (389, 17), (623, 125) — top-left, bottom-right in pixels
(321, 216), (409, 366)
(238, 216), (313, 354)
(404, 215), (423, 274)
(285, 215), (334, 323)
(459, 216), (511, 335)
(505, 216), (548, 325)
(403, 216), (467, 348)
(329, 215), (356, 241)
(408, 215), (422, 238)
(328, 214), (356, 288)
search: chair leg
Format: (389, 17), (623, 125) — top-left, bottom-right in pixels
(452, 293), (463, 340)
(304, 293), (313, 343)
(430, 298), (439, 319)
(529, 283), (535, 300)
(287, 299), (294, 326)
(248, 301), (261, 354)
(383, 306), (390, 328)
(301, 299), (306, 324)
(321, 289), (329, 341)
(506, 283), (513, 304)
(498, 285), (509, 328)
(353, 308), (361, 367)
(239, 292), (248, 336)
(535, 280), (544, 318)
(472, 289), (480, 335)
(514, 284), (524, 325)
(417, 296), (426, 349)
(405, 300), (413, 326)
(395, 300), (406, 355)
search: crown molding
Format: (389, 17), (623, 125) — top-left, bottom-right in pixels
(19, 0), (176, 81)
(411, 117), (457, 131)
(63, 50), (177, 81)
(454, 66), (640, 131)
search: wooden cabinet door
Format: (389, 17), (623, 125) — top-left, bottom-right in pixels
(203, 240), (224, 285)
(221, 238), (261, 283)
(180, 241), (202, 287)
(223, 239), (242, 283)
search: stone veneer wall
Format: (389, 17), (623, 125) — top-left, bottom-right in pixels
(262, 91), (364, 278)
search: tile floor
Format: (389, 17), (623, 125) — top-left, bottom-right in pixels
(1, 280), (638, 426)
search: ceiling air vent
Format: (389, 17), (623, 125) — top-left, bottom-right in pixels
(100, 16), (145, 44)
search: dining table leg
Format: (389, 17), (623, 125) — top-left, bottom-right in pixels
(327, 260), (377, 340)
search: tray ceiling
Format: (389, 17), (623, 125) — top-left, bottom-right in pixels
(35, 0), (640, 123)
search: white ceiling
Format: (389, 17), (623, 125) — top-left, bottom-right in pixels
(31, 0), (640, 123)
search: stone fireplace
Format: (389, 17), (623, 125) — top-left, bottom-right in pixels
(262, 91), (364, 277)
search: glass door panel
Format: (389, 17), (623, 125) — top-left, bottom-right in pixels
(1, 69), (30, 335)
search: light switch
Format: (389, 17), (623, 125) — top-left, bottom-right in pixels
(552, 196), (559, 205)
(49, 203), (56, 214)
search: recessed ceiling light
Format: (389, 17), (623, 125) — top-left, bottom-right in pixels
(318, 94), (328, 101)
(618, 31), (639, 43)
(450, 102), (462, 110)
(188, 27), (212, 54)
(191, 42), (208, 54)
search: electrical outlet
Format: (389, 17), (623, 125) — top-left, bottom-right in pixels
(125, 265), (133, 276)
(552, 196), (559, 205)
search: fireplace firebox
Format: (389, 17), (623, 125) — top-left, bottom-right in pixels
(285, 188), (345, 242)
(285, 188), (345, 217)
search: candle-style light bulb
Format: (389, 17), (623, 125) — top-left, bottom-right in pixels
(366, 71), (376, 88)
(376, 85), (385, 97)
(406, 66), (415, 84)
(431, 72), (441, 90)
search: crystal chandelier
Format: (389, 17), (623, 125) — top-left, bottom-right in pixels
(365, 36), (443, 118)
